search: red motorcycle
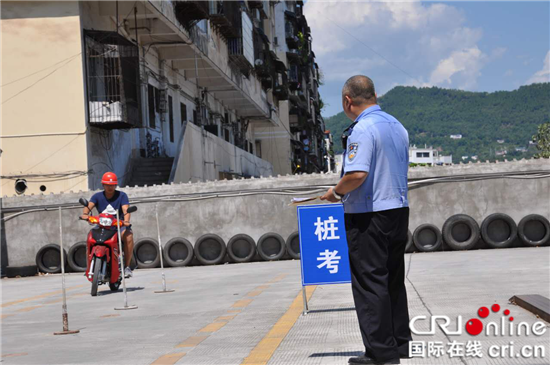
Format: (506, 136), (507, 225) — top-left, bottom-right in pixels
(78, 198), (137, 296)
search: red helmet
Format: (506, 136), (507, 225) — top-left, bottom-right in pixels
(101, 172), (118, 185)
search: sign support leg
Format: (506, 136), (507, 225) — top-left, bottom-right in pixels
(115, 209), (137, 310)
(54, 207), (79, 335)
(302, 286), (309, 316)
(154, 203), (174, 294)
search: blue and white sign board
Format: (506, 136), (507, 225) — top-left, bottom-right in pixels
(297, 204), (351, 286)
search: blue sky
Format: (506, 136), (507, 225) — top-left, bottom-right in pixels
(304, 1), (550, 118)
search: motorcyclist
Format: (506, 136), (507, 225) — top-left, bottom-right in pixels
(80, 172), (135, 278)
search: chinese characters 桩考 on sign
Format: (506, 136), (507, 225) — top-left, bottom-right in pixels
(297, 204), (351, 286)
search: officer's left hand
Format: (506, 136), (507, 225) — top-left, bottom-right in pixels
(320, 188), (340, 203)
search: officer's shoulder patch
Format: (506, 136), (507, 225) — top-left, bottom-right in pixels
(348, 142), (359, 161)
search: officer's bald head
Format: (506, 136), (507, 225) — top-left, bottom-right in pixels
(342, 75), (377, 106)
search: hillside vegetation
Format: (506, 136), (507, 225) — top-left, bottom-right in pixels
(324, 83), (550, 162)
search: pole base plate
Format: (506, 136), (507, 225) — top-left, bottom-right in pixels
(154, 289), (175, 293)
(114, 305), (138, 310)
(54, 330), (80, 335)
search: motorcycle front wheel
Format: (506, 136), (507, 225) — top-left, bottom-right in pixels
(109, 281), (120, 292)
(91, 256), (102, 297)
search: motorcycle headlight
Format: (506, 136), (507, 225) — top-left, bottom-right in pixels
(99, 217), (113, 227)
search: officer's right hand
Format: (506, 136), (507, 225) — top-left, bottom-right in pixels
(80, 214), (89, 221)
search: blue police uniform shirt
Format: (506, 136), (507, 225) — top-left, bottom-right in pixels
(90, 190), (130, 217)
(341, 105), (409, 213)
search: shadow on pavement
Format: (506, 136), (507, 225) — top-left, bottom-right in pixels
(308, 307), (356, 314)
(310, 351), (363, 358)
(98, 287), (145, 296)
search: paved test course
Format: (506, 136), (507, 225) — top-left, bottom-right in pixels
(1, 247), (549, 365)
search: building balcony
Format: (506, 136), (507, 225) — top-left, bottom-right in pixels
(289, 94), (308, 114)
(273, 84), (289, 100)
(285, 32), (300, 49)
(254, 50), (274, 78)
(285, 20), (300, 49)
(288, 65), (300, 90)
(286, 49), (301, 64)
(209, 1), (241, 39)
(229, 37), (254, 74)
(113, 1), (279, 125)
(248, 1), (268, 18)
(289, 114), (307, 134)
(173, 1), (209, 30)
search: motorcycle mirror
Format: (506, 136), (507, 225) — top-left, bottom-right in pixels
(79, 198), (89, 207)
(127, 206), (138, 213)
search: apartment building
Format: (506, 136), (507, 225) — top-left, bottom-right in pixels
(1, 0), (326, 196)
(253, 0), (327, 175)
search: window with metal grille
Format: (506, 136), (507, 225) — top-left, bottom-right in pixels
(180, 103), (187, 125)
(255, 141), (262, 158)
(169, 95), (174, 142)
(84, 30), (141, 129)
(148, 85), (156, 129)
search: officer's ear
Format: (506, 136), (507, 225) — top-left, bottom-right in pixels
(343, 95), (352, 109)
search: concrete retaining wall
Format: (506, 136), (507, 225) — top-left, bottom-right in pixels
(1, 159), (549, 270)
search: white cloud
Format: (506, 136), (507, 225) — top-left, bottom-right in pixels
(525, 51), (550, 85)
(322, 57), (387, 81)
(429, 47), (486, 89)
(304, 0), (496, 95)
(428, 46), (506, 89)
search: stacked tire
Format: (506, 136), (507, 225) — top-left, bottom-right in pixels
(33, 213), (549, 274)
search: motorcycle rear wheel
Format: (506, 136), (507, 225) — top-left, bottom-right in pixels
(91, 256), (101, 297)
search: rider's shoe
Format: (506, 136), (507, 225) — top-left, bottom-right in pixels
(124, 267), (133, 278)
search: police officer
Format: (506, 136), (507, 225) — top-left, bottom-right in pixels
(321, 75), (412, 365)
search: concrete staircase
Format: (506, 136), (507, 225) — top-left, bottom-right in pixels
(127, 157), (174, 187)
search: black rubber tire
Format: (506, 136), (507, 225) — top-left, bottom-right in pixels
(194, 234), (227, 265)
(163, 237), (194, 267)
(109, 280), (120, 292)
(481, 213), (517, 249)
(227, 234), (256, 263)
(35, 244), (67, 274)
(134, 238), (161, 269)
(413, 224), (442, 252)
(517, 214), (550, 247)
(442, 214), (480, 251)
(91, 256), (101, 297)
(257, 233), (286, 261)
(67, 241), (87, 272)
(285, 231), (300, 259)
(405, 230), (414, 253)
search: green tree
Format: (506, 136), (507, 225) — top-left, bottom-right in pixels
(323, 83), (550, 161)
(532, 122), (550, 158)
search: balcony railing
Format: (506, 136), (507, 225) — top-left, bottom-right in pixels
(229, 37), (253, 74)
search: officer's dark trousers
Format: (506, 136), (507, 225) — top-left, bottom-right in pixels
(344, 207), (412, 361)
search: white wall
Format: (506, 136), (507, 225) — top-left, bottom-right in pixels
(173, 123), (273, 183)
